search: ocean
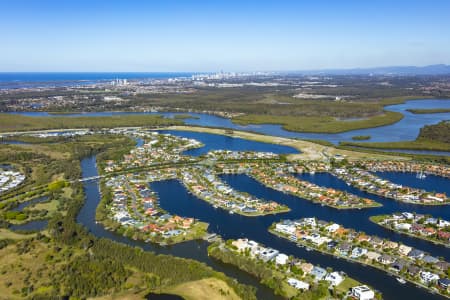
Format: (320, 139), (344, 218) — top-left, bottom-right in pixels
(0, 72), (195, 89)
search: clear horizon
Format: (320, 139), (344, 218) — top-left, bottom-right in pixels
(1, 0), (450, 72)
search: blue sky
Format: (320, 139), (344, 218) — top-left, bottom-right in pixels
(1, 0), (449, 72)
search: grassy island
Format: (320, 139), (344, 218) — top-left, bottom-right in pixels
(232, 111), (403, 133)
(407, 108), (450, 114)
(352, 135), (371, 141)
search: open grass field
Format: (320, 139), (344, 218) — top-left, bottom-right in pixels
(0, 114), (181, 133)
(30, 199), (59, 212)
(0, 241), (58, 299)
(0, 229), (36, 240)
(163, 278), (241, 300)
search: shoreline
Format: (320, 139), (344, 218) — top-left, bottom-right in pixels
(369, 217), (450, 248)
(161, 125), (405, 161)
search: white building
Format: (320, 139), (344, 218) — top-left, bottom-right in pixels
(326, 223), (340, 233)
(351, 285), (375, 300)
(420, 271), (440, 284)
(275, 253), (289, 265)
(287, 278), (310, 290)
(275, 223), (296, 235)
(325, 271), (344, 286)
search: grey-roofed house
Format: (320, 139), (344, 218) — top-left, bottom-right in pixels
(423, 255), (439, 264)
(408, 249), (425, 260)
(438, 278), (450, 291)
(310, 266), (327, 281)
(407, 265), (420, 276)
(390, 259), (407, 272)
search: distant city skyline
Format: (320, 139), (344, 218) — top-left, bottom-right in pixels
(1, 0), (450, 72)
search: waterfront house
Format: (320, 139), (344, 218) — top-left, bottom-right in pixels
(326, 223), (340, 233)
(407, 265), (420, 276)
(435, 261), (450, 272)
(395, 223), (411, 231)
(351, 285), (375, 300)
(370, 237), (384, 248)
(390, 259), (407, 272)
(438, 278), (450, 291)
(420, 271), (440, 284)
(287, 278), (310, 290)
(275, 253), (289, 265)
(351, 247), (368, 258)
(327, 240), (338, 250)
(438, 231), (450, 242)
(398, 245), (412, 256)
(383, 241), (398, 249)
(336, 242), (352, 256)
(297, 262), (314, 275)
(408, 249), (425, 260)
(258, 247), (279, 262)
(275, 223), (296, 235)
(366, 251), (381, 262)
(423, 255), (439, 264)
(310, 266), (327, 281)
(378, 254), (395, 265)
(325, 271), (344, 286)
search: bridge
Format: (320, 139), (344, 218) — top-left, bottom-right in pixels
(78, 175), (103, 182)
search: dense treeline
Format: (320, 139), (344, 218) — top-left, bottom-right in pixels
(0, 114), (181, 132)
(60, 255), (130, 297)
(47, 192), (256, 299)
(208, 243), (329, 300)
(418, 121), (450, 144)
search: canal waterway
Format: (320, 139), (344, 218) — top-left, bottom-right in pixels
(73, 151), (449, 300)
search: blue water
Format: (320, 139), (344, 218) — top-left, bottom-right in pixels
(6, 99), (450, 151)
(11, 196), (49, 212)
(375, 172), (450, 196)
(152, 176), (446, 300)
(0, 72), (194, 89)
(157, 130), (299, 156)
(10, 220), (47, 231)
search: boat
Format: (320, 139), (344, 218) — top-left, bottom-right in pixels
(416, 171), (426, 179)
(229, 211), (234, 214)
(305, 247), (312, 251)
(396, 277), (406, 284)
